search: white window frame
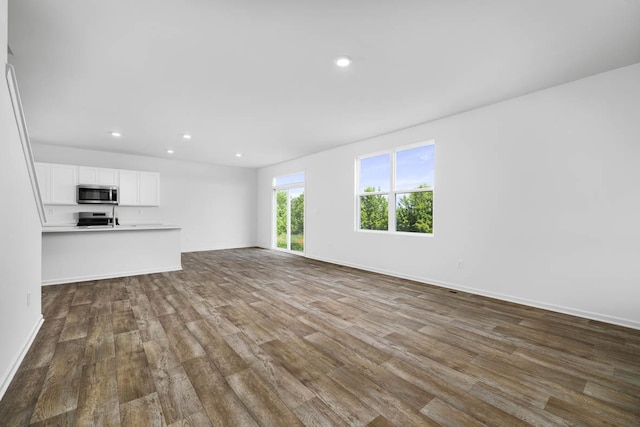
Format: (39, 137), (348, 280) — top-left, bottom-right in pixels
(356, 140), (434, 235)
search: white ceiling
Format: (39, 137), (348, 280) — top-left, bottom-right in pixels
(8, 1), (640, 168)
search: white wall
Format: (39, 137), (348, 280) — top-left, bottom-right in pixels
(32, 144), (257, 252)
(257, 63), (640, 329)
(0, 0), (45, 399)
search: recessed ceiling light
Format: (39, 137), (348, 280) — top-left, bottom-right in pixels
(110, 131), (121, 137)
(167, 149), (174, 154)
(336, 56), (352, 67)
(182, 134), (192, 140)
(235, 153), (242, 158)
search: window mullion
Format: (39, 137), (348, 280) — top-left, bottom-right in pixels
(399, 187), (434, 194)
(357, 191), (387, 196)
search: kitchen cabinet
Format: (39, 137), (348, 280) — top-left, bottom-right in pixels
(78, 166), (119, 186)
(119, 170), (160, 206)
(34, 162), (159, 206)
(118, 170), (139, 205)
(50, 164), (78, 204)
(35, 163), (77, 205)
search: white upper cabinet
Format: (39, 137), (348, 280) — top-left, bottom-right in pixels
(98, 168), (119, 186)
(35, 162), (159, 206)
(118, 170), (139, 206)
(77, 166), (98, 185)
(48, 164), (77, 205)
(78, 166), (119, 186)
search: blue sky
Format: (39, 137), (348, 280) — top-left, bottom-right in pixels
(360, 154), (391, 192)
(360, 145), (434, 192)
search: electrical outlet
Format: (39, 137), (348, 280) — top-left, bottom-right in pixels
(457, 260), (464, 269)
(47, 207), (54, 215)
(138, 209), (143, 215)
(27, 292), (31, 306)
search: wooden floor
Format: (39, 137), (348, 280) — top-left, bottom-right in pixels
(1, 248), (639, 426)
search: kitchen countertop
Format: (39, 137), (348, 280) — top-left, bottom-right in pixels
(42, 224), (181, 233)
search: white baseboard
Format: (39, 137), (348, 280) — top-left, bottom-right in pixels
(305, 254), (640, 331)
(181, 244), (257, 253)
(41, 265), (183, 286)
(0, 315), (44, 401)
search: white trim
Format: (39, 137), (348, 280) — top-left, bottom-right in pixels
(0, 315), (44, 400)
(305, 254), (640, 331)
(6, 64), (47, 226)
(357, 228), (435, 238)
(396, 187), (435, 194)
(357, 190), (388, 196)
(41, 266), (183, 286)
(272, 247), (305, 256)
(182, 245), (258, 254)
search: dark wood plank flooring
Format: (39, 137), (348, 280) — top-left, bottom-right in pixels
(1, 248), (639, 426)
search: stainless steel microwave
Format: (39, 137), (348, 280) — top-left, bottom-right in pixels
(77, 185), (119, 205)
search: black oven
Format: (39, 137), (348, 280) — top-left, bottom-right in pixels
(77, 212), (115, 227)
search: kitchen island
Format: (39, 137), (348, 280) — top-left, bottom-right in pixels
(42, 224), (182, 285)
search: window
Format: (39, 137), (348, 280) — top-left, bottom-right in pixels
(273, 172), (305, 252)
(357, 142), (434, 234)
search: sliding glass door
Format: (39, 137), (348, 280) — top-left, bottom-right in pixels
(273, 173), (305, 253)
